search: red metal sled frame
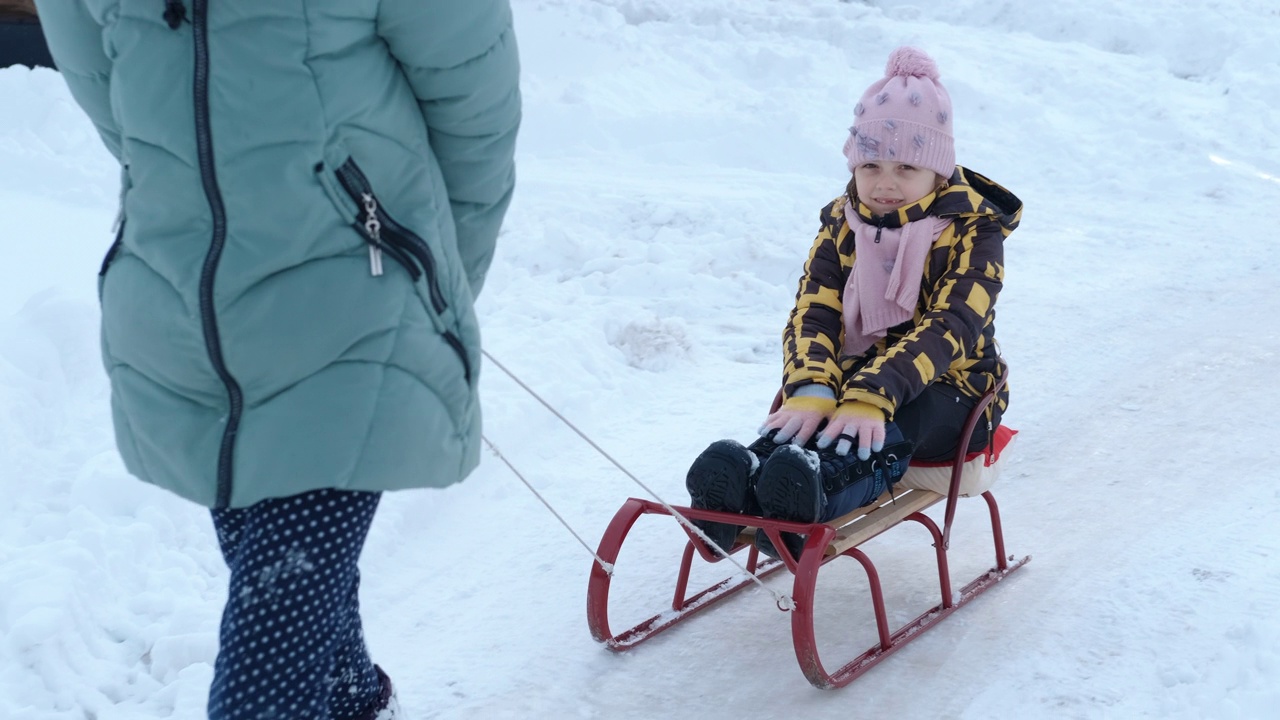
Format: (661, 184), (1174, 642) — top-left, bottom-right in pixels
(586, 372), (1030, 689)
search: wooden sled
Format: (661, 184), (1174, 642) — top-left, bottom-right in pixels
(586, 374), (1030, 689)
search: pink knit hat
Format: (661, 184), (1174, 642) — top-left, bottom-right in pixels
(843, 47), (955, 178)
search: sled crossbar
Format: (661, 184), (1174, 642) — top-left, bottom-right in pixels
(586, 367), (1030, 689)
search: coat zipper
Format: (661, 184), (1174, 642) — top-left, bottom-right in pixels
(359, 193), (385, 277)
(333, 160), (449, 314)
(331, 166), (421, 283)
(193, 0), (243, 509)
(332, 159), (472, 384)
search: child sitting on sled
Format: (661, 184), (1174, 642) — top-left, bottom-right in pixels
(686, 46), (1023, 560)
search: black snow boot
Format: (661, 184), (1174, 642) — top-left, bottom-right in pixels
(754, 436), (914, 562)
(357, 665), (400, 720)
(684, 434), (783, 551)
(753, 444), (823, 561)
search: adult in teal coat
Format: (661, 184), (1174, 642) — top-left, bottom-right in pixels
(36, 0), (520, 716)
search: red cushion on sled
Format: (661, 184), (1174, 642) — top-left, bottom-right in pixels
(910, 425), (1018, 468)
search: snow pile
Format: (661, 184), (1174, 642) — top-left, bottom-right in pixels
(2, 0), (1279, 718)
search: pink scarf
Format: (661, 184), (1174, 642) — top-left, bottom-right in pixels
(841, 201), (952, 356)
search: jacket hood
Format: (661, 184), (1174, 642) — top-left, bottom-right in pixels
(932, 166), (1022, 237)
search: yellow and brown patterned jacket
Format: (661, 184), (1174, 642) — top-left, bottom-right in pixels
(781, 166), (1022, 425)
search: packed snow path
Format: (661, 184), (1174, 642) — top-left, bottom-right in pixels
(2, 1), (1278, 717)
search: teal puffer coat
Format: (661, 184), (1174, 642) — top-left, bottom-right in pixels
(35, 0), (521, 508)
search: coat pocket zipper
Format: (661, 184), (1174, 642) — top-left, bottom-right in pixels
(333, 159), (449, 315)
(332, 158), (472, 384)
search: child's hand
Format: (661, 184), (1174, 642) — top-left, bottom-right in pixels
(816, 401), (886, 459)
(759, 395), (836, 446)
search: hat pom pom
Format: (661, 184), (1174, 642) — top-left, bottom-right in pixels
(884, 46), (939, 80)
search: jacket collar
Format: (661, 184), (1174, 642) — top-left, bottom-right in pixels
(851, 190), (939, 228)
(851, 165), (1023, 236)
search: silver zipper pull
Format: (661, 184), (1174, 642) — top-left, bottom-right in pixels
(362, 193), (383, 277)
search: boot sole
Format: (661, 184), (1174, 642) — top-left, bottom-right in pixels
(754, 446), (824, 561)
(685, 442), (753, 549)
(755, 446), (823, 523)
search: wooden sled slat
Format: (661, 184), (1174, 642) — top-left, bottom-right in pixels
(825, 487), (942, 557)
(733, 484), (943, 559)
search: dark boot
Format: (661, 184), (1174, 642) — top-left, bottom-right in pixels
(685, 440), (755, 550)
(817, 422), (914, 519)
(357, 665), (399, 720)
(684, 434), (783, 550)
(754, 430), (914, 561)
(753, 444), (823, 561)
(817, 439), (913, 517)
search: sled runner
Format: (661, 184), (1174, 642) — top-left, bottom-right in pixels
(587, 373), (1030, 689)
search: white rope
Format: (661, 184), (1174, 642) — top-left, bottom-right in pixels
(481, 434), (614, 575)
(482, 349), (794, 612)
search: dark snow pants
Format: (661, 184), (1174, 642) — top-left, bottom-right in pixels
(207, 488), (383, 720)
(0, 19), (55, 69)
(893, 381), (992, 463)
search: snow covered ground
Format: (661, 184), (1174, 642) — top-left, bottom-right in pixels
(3, 0), (1280, 717)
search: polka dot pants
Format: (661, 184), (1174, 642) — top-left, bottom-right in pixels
(207, 488), (384, 720)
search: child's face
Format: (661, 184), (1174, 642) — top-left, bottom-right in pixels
(853, 162), (941, 216)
